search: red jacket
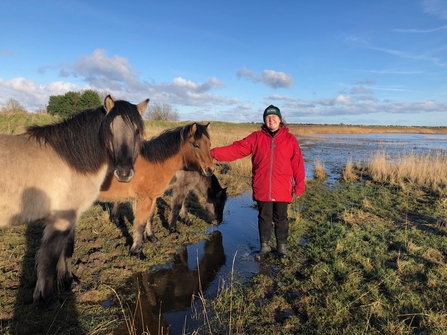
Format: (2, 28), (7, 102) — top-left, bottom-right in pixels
(210, 126), (305, 203)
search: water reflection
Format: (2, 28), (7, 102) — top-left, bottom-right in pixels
(113, 230), (226, 335)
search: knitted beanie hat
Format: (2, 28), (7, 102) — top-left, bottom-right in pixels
(263, 105), (282, 121)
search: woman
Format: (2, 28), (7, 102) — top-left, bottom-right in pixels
(211, 105), (305, 260)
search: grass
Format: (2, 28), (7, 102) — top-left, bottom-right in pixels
(0, 114), (446, 334)
(194, 181), (447, 334)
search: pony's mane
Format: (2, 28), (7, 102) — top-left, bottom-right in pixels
(141, 123), (210, 163)
(26, 100), (144, 174)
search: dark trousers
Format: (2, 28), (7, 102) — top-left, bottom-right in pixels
(257, 201), (289, 245)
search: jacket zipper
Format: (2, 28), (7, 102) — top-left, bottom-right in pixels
(269, 135), (275, 200)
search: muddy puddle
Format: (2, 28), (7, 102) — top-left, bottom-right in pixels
(112, 133), (447, 334)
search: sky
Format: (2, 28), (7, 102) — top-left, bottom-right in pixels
(1, 0), (446, 126)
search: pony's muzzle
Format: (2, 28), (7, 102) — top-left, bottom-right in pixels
(114, 168), (135, 183)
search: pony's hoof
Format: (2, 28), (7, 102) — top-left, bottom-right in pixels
(169, 226), (179, 234)
(130, 245), (142, 257)
(34, 296), (61, 311)
(180, 218), (192, 226)
(130, 249), (146, 260)
(138, 252), (147, 260)
(61, 277), (78, 292)
(147, 234), (159, 244)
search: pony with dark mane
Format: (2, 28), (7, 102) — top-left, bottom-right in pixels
(158, 169), (227, 233)
(0, 95), (147, 310)
(99, 123), (215, 258)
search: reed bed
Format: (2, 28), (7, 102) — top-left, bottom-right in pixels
(364, 151), (447, 195)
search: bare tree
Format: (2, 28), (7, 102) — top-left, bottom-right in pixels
(1, 98), (27, 113)
(146, 102), (179, 121)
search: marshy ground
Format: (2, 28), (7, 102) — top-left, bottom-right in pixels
(1, 118), (446, 334)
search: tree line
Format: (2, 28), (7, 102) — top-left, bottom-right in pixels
(1, 90), (179, 121)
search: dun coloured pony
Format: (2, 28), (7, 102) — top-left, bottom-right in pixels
(0, 96), (147, 310)
(155, 169), (227, 233)
(99, 123), (215, 258)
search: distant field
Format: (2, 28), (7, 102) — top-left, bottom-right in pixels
(1, 111), (446, 136)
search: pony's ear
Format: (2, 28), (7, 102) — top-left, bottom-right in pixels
(206, 122), (211, 130)
(189, 123), (197, 135)
(104, 95), (115, 113)
(137, 99), (150, 115)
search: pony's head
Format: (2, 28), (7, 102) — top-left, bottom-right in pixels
(101, 95), (148, 182)
(205, 179), (228, 224)
(181, 123), (215, 177)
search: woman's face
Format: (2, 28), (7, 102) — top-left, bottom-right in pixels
(265, 114), (281, 131)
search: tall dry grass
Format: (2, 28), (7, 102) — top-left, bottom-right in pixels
(206, 123), (255, 196)
(313, 159), (328, 181)
(342, 157), (361, 183)
(365, 151), (447, 194)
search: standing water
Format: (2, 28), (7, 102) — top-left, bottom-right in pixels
(113, 192), (261, 335)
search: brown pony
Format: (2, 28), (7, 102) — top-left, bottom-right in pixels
(0, 96), (147, 310)
(98, 123), (214, 258)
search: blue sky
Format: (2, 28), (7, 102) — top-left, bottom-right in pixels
(1, 0), (446, 126)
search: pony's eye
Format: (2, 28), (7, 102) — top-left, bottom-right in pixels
(193, 143), (200, 148)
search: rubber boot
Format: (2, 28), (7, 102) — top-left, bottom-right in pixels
(255, 242), (271, 261)
(277, 242), (287, 258)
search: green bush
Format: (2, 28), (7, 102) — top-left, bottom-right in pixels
(46, 89), (101, 117)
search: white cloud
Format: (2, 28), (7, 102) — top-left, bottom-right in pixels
(262, 70), (294, 89)
(0, 50), (236, 112)
(0, 77), (82, 111)
(236, 67), (259, 82)
(350, 86), (374, 94)
(271, 95), (447, 120)
(71, 49), (143, 90)
(237, 67), (294, 89)
(1, 49), (446, 125)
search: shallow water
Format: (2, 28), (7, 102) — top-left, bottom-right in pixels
(113, 133), (446, 334)
(113, 192), (260, 335)
(300, 133), (447, 182)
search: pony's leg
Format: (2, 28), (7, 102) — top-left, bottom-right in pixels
(57, 227), (79, 292)
(144, 211), (159, 244)
(130, 199), (157, 258)
(179, 195), (193, 226)
(34, 214), (76, 310)
(109, 202), (121, 226)
(169, 200), (182, 233)
(169, 191), (191, 233)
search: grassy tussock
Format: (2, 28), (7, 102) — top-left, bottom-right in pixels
(313, 159), (328, 181)
(342, 158), (362, 183)
(365, 151), (447, 195)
